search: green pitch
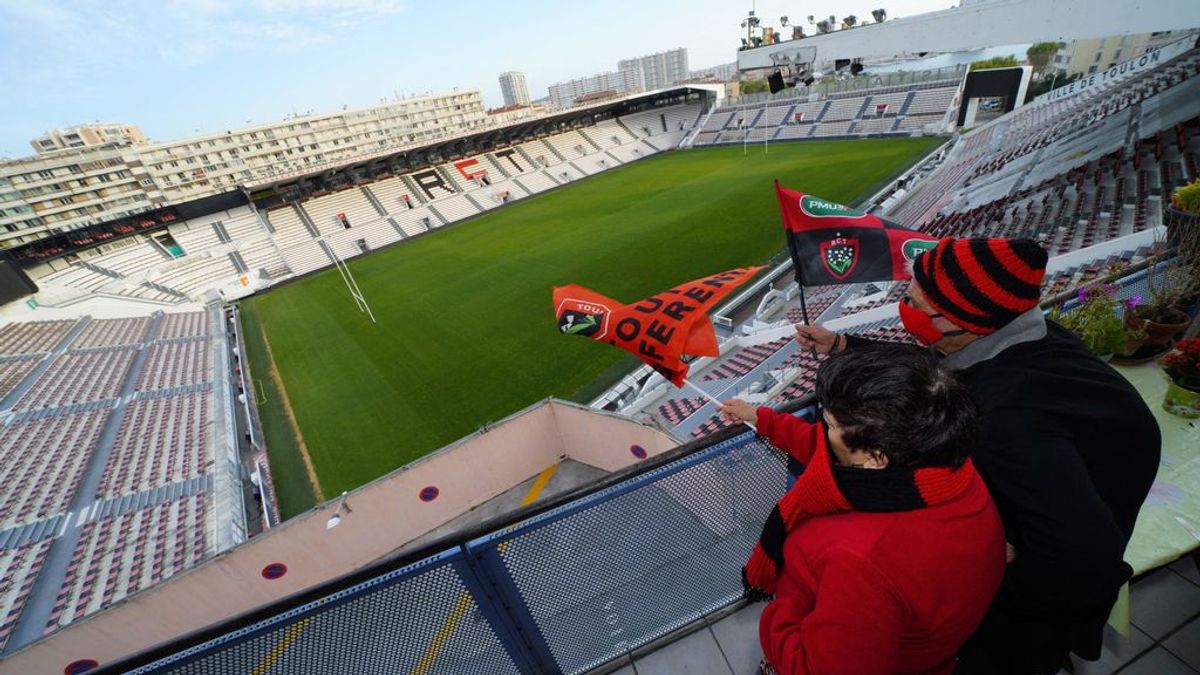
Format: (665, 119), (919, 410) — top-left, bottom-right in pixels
(244, 138), (940, 515)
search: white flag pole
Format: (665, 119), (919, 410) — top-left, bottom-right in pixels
(764, 100), (769, 154)
(682, 377), (757, 432)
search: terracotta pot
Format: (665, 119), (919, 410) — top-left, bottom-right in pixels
(1126, 307), (1191, 350)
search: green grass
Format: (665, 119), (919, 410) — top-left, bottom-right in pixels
(238, 301), (318, 517)
(244, 138), (940, 499)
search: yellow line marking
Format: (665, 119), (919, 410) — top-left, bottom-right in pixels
(520, 463), (560, 507)
(409, 462), (560, 675)
(251, 617), (312, 675)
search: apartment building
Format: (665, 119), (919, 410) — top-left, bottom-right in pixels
(499, 71), (531, 107)
(547, 70), (644, 109)
(0, 147), (162, 246)
(1052, 30), (1197, 77)
(618, 48), (690, 91)
(0, 90), (488, 247)
(30, 123), (147, 154)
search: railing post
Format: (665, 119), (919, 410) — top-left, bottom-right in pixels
(453, 543), (561, 674)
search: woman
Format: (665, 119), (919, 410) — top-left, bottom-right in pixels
(719, 345), (1005, 675)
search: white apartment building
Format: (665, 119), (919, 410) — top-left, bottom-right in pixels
(0, 90), (487, 247)
(498, 71), (531, 107)
(1052, 30), (1196, 77)
(618, 48), (689, 91)
(30, 123), (147, 154)
(689, 62), (739, 82)
(0, 147), (162, 246)
(547, 70), (644, 109)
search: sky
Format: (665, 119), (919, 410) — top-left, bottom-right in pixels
(0, 0), (955, 158)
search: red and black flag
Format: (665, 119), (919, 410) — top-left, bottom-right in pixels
(554, 267), (766, 386)
(775, 181), (939, 285)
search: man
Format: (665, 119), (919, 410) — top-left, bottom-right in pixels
(794, 237), (1161, 674)
(719, 345), (1005, 675)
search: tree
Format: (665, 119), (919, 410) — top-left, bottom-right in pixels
(1026, 42), (1059, 74)
(969, 55), (1020, 71)
(740, 79), (769, 94)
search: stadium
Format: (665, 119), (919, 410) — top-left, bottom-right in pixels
(0, 0), (1198, 672)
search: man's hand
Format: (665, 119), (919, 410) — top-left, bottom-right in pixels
(719, 398), (758, 424)
(794, 324), (842, 354)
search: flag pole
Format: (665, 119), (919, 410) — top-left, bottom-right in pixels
(764, 100), (769, 154)
(682, 377), (757, 432)
(782, 215), (821, 360)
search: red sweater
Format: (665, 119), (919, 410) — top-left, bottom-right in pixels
(755, 407), (1006, 675)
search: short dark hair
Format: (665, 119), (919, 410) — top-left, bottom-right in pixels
(815, 344), (978, 468)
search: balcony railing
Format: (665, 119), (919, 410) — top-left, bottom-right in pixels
(96, 399), (811, 675)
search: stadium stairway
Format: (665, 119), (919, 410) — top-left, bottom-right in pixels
(360, 185), (388, 217)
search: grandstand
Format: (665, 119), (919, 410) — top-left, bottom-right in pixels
(694, 76), (961, 146)
(0, 310), (243, 653)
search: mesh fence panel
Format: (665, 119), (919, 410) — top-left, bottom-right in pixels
(485, 433), (786, 674)
(128, 551), (520, 675)
(117, 431), (790, 675)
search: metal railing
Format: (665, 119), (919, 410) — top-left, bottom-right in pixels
(97, 401), (808, 675)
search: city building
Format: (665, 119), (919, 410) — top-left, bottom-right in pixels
(689, 62), (740, 82)
(1051, 30), (1197, 76)
(30, 123), (147, 154)
(485, 104), (545, 125)
(0, 91), (488, 247)
(498, 71), (531, 107)
(547, 70), (644, 109)
(0, 146), (162, 246)
(619, 48), (690, 90)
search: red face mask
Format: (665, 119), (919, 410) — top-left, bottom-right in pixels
(899, 297), (967, 347)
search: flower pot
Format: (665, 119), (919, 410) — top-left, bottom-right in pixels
(1177, 294), (1200, 321)
(1163, 379), (1200, 419)
(1126, 307), (1191, 350)
(1165, 206), (1200, 251)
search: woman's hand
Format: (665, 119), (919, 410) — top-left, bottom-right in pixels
(719, 398), (758, 424)
(794, 324), (843, 354)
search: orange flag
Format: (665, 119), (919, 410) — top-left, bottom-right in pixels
(554, 266), (766, 386)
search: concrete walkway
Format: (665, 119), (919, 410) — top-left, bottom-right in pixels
(593, 556), (1200, 675)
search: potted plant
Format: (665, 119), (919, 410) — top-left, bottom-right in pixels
(1123, 245), (1196, 357)
(1167, 180), (1200, 317)
(1168, 178), (1200, 230)
(1050, 284), (1144, 359)
(1160, 338), (1200, 418)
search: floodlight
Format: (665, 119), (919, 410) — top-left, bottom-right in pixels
(325, 491), (352, 530)
(780, 16), (789, 26)
(843, 15), (857, 27)
(816, 20), (832, 34)
(872, 8), (887, 22)
(807, 15), (815, 23)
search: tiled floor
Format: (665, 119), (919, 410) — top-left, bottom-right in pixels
(595, 555), (1200, 675)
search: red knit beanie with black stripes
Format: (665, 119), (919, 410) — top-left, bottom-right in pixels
(912, 238), (1048, 335)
